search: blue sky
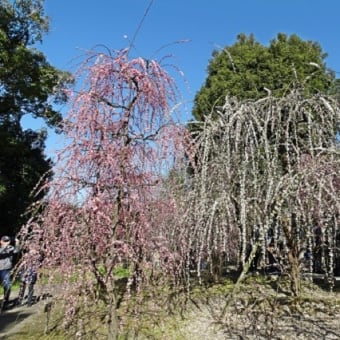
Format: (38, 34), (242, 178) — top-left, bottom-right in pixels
(22, 0), (340, 157)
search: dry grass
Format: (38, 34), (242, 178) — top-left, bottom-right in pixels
(3, 276), (340, 339)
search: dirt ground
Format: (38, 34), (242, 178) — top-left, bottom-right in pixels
(0, 284), (54, 339)
(179, 279), (340, 340)
(0, 301), (44, 339)
(1, 279), (339, 339)
(179, 296), (340, 339)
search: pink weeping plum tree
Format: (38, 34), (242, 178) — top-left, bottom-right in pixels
(19, 48), (189, 338)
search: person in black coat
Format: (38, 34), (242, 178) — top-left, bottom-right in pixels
(0, 235), (20, 309)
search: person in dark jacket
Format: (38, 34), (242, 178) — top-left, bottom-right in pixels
(0, 235), (20, 309)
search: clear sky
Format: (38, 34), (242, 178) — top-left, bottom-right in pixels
(22, 0), (340, 157)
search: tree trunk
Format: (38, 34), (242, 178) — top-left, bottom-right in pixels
(107, 288), (118, 340)
(287, 248), (301, 296)
(282, 219), (301, 297)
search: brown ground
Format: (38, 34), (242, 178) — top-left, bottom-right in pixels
(0, 301), (44, 339)
(1, 278), (339, 339)
(179, 278), (340, 340)
(0, 284), (53, 339)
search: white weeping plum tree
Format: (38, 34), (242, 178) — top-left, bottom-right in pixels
(185, 88), (340, 296)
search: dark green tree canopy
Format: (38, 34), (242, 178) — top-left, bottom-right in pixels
(0, 122), (51, 233)
(0, 0), (72, 235)
(193, 33), (336, 121)
(0, 0), (72, 127)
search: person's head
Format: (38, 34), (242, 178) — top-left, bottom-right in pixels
(0, 235), (11, 247)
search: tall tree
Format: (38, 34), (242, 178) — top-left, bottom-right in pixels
(20, 48), (187, 338)
(188, 33), (340, 295)
(193, 33), (336, 121)
(186, 90), (339, 297)
(0, 0), (72, 234)
(0, 122), (51, 233)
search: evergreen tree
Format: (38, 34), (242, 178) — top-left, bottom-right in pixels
(0, 0), (72, 235)
(193, 33), (336, 121)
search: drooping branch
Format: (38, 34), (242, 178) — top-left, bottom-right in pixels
(19, 47), (188, 338)
(182, 88), (340, 293)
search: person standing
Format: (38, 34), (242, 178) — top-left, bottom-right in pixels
(0, 235), (20, 310)
(17, 249), (39, 307)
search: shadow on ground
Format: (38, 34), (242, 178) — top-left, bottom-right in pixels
(0, 299), (41, 339)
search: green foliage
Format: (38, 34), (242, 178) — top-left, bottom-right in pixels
(94, 264), (131, 278)
(113, 265), (131, 278)
(0, 122), (51, 234)
(0, 0), (73, 235)
(193, 33), (336, 121)
(330, 78), (340, 103)
(0, 0), (72, 126)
